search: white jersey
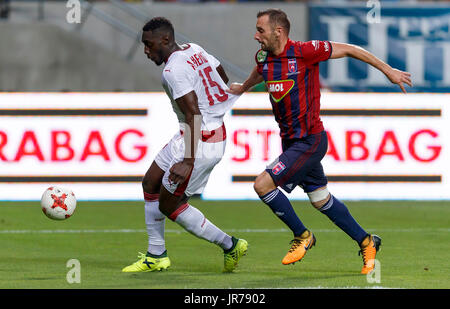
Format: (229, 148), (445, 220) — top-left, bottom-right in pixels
(162, 43), (240, 131)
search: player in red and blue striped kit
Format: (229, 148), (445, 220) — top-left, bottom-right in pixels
(257, 38), (327, 140)
(228, 9), (412, 274)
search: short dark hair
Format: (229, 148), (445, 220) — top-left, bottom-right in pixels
(257, 9), (290, 35)
(142, 17), (174, 37)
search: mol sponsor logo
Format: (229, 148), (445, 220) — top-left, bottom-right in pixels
(266, 80), (295, 102)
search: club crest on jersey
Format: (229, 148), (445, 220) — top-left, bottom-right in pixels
(288, 59), (297, 73)
(256, 50), (268, 63)
(266, 80), (295, 102)
(272, 161), (286, 175)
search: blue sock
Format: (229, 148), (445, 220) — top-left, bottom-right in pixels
(260, 189), (307, 237)
(319, 195), (369, 245)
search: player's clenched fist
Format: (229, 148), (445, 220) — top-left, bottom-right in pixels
(169, 160), (194, 185)
(227, 83), (245, 95)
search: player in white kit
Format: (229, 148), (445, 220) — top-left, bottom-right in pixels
(122, 17), (248, 273)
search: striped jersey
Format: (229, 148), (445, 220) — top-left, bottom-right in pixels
(255, 39), (332, 140)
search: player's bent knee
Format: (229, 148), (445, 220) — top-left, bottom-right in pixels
(142, 178), (159, 195)
(253, 172), (276, 197)
(253, 180), (261, 196)
(253, 174), (264, 195)
(307, 187), (331, 209)
(142, 162), (165, 194)
(142, 173), (154, 191)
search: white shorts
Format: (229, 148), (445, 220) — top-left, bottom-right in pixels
(154, 127), (226, 197)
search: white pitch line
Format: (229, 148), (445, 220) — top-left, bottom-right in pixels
(269, 286), (396, 289)
(0, 228), (448, 234)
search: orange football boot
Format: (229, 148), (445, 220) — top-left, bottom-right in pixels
(359, 234), (382, 274)
(282, 230), (316, 265)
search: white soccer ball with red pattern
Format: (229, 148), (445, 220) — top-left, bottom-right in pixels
(40, 186), (77, 220)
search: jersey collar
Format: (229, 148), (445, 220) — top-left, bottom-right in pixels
(164, 43), (191, 64)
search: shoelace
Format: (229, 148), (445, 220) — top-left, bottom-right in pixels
(224, 251), (238, 260)
(358, 245), (374, 265)
(288, 239), (302, 253)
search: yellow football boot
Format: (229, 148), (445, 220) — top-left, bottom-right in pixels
(122, 251), (170, 273)
(223, 237), (248, 273)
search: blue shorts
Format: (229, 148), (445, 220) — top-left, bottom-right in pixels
(266, 130), (328, 194)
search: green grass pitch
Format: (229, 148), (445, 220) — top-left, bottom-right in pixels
(0, 199), (449, 289)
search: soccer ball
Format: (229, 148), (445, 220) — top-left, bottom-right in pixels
(40, 186), (77, 220)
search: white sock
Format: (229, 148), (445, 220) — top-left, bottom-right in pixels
(145, 200), (166, 256)
(172, 204), (233, 251)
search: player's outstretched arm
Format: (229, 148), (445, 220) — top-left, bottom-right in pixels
(330, 42), (412, 93)
(227, 65), (264, 95)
